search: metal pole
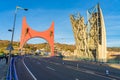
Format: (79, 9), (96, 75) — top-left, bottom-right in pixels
(8, 8), (17, 64)
(8, 6), (28, 63)
(11, 9), (17, 46)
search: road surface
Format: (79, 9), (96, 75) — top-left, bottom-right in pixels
(15, 56), (120, 80)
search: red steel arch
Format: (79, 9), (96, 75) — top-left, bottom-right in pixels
(20, 17), (54, 56)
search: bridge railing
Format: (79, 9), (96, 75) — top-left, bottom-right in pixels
(6, 57), (12, 80)
(13, 57), (18, 80)
(6, 57), (18, 80)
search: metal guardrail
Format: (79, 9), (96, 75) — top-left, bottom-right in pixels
(6, 57), (18, 80)
(13, 57), (18, 80)
(6, 58), (12, 80)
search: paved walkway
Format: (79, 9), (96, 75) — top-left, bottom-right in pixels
(108, 64), (120, 69)
(0, 59), (8, 80)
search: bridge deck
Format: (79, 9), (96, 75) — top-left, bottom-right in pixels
(15, 57), (34, 80)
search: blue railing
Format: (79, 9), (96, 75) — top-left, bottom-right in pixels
(13, 57), (18, 80)
(6, 58), (12, 80)
(6, 57), (18, 80)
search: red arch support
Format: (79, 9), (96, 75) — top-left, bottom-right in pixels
(20, 17), (54, 56)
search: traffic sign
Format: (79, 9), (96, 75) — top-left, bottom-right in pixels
(6, 44), (14, 50)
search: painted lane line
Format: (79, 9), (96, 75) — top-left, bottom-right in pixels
(75, 78), (79, 80)
(67, 66), (114, 80)
(49, 62), (119, 80)
(54, 62), (61, 65)
(46, 66), (56, 71)
(108, 74), (120, 80)
(84, 70), (95, 74)
(36, 59), (120, 80)
(23, 61), (37, 80)
(49, 61), (115, 80)
(50, 62), (61, 65)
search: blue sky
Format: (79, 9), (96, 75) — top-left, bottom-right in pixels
(0, 0), (120, 47)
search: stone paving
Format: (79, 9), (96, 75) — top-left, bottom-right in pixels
(0, 59), (8, 80)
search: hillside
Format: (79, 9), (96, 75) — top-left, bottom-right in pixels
(0, 40), (120, 53)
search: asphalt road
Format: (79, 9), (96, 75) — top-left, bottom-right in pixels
(40, 56), (120, 78)
(15, 57), (34, 80)
(15, 56), (120, 80)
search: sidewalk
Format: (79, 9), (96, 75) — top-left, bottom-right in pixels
(0, 59), (8, 80)
(108, 63), (120, 69)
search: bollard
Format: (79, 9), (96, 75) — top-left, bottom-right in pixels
(105, 69), (109, 76)
(77, 64), (79, 69)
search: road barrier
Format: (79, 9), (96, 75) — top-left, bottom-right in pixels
(6, 57), (18, 80)
(6, 58), (12, 80)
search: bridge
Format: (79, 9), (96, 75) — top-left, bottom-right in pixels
(1, 4), (120, 80)
(5, 55), (120, 80)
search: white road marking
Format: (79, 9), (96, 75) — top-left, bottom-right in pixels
(23, 61), (37, 80)
(46, 66), (56, 71)
(71, 67), (114, 80)
(75, 78), (79, 80)
(50, 62), (60, 65)
(84, 70), (95, 74)
(54, 62), (60, 65)
(40, 59), (119, 80)
(48, 61), (116, 80)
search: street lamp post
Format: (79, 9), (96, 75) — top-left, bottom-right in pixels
(8, 6), (28, 63)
